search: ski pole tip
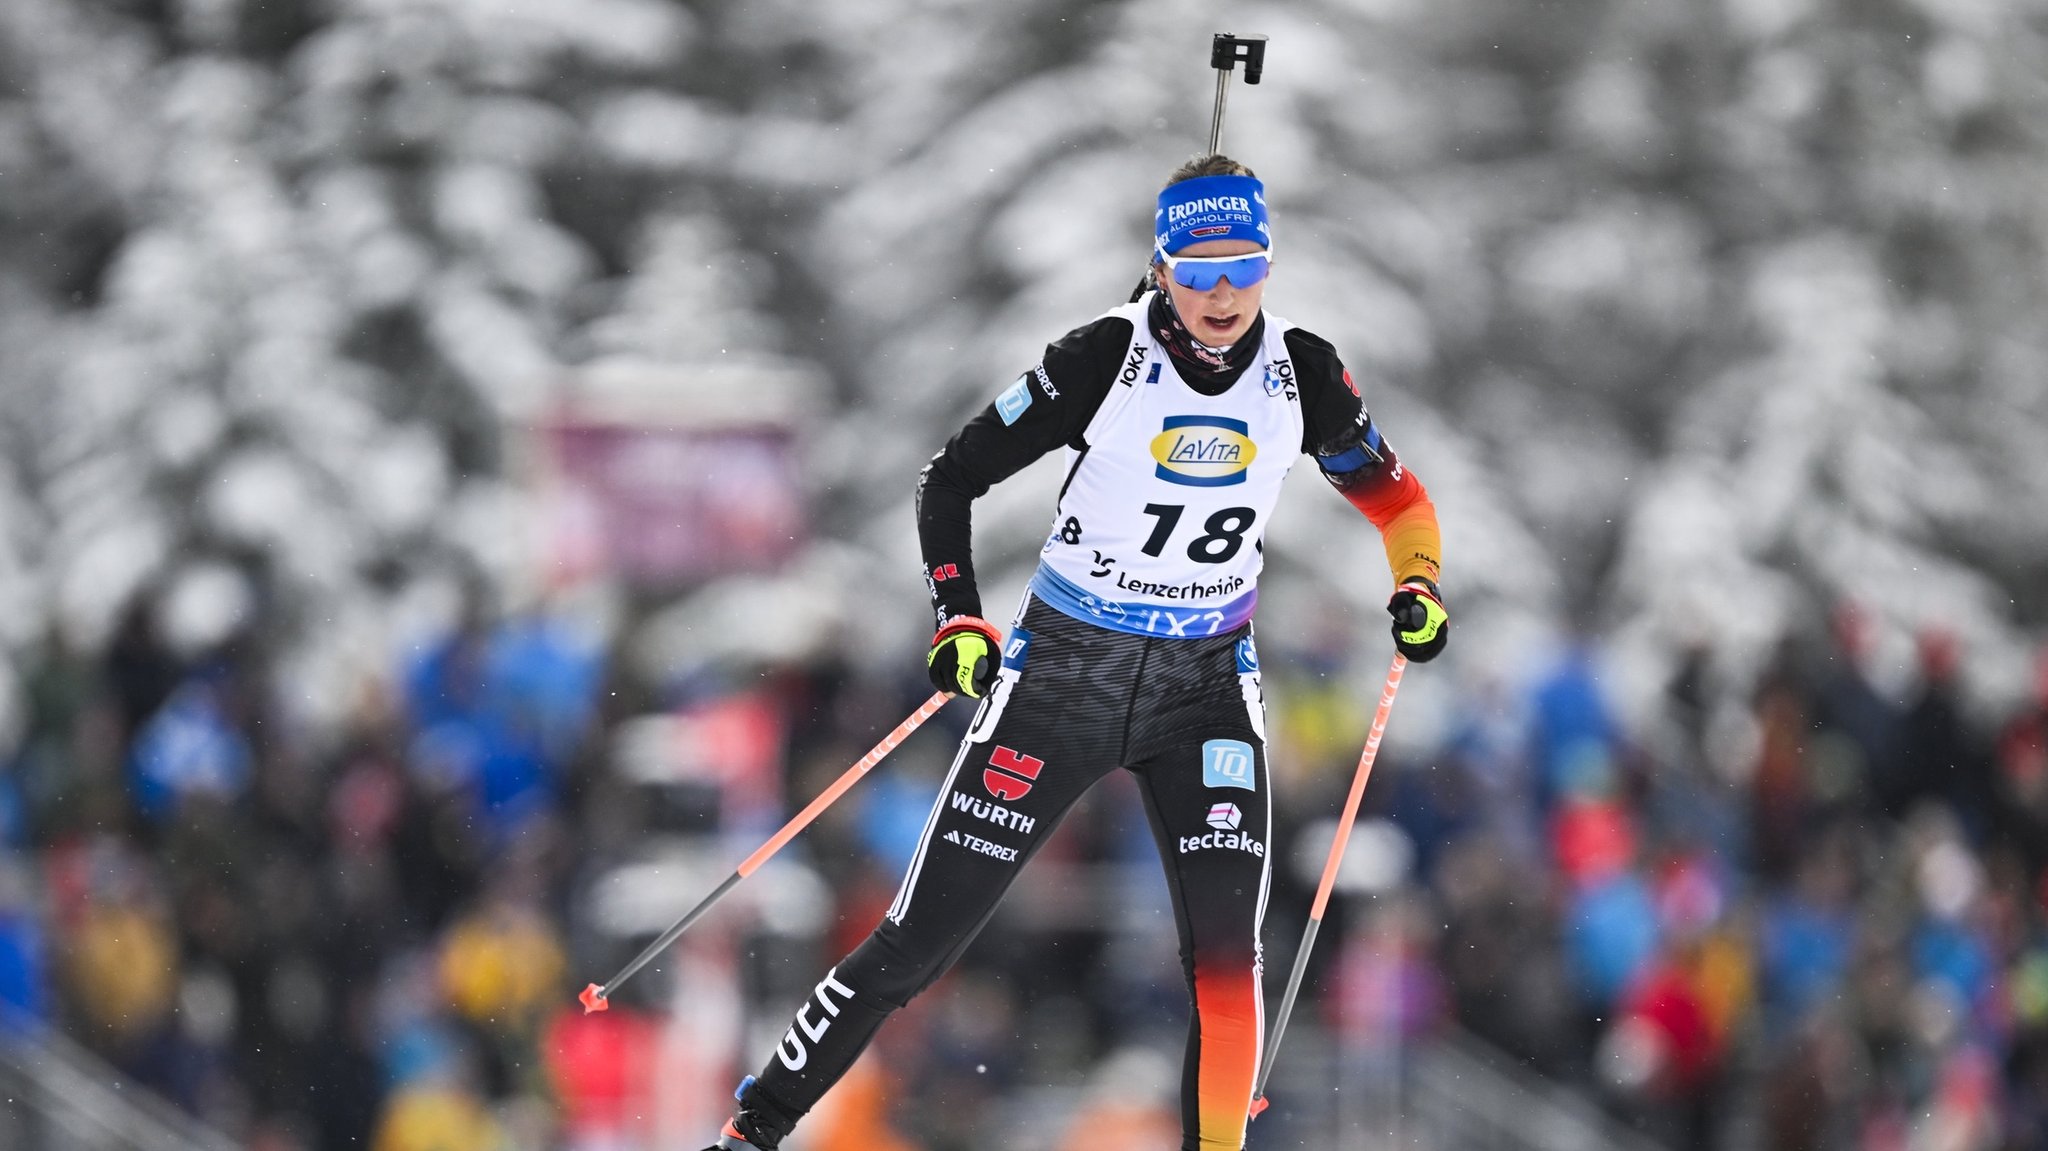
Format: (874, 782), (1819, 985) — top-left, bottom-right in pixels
(579, 983), (609, 1014)
(1248, 1094), (1270, 1119)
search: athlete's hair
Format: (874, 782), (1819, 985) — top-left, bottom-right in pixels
(1162, 153), (1258, 191)
(1141, 154), (1262, 295)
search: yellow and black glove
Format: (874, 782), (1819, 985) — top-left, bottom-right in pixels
(1387, 580), (1449, 662)
(926, 616), (1003, 697)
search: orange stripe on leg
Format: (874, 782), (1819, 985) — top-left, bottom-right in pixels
(1193, 963), (1261, 1151)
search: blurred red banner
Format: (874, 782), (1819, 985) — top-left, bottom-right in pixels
(541, 418), (804, 584)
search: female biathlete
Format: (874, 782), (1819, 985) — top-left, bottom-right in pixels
(704, 154), (1448, 1151)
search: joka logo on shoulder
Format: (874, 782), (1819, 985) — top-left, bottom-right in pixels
(1150, 415), (1257, 487)
(985, 746), (1044, 802)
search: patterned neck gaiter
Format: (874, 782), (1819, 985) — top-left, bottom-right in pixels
(1148, 290), (1264, 391)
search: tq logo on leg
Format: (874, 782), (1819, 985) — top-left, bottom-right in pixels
(1202, 738), (1255, 791)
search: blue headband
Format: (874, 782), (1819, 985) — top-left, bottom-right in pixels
(1154, 174), (1270, 256)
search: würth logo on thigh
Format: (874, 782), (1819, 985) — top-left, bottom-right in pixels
(984, 746), (1044, 801)
(776, 967), (857, 1072)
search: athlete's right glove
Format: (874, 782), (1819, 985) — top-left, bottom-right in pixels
(926, 615), (1003, 697)
(1387, 580), (1449, 663)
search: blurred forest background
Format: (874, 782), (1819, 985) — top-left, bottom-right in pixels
(1, 0), (2047, 1148)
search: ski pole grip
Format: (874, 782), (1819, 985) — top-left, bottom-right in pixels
(1210, 33), (1268, 84)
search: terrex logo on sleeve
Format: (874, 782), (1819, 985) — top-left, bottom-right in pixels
(984, 746), (1044, 801)
(1150, 415), (1257, 486)
(1032, 362), (1059, 399)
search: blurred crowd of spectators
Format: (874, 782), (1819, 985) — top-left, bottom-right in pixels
(1331, 604), (2048, 1151)
(0, 583), (605, 1151)
(0, 583), (2044, 1151)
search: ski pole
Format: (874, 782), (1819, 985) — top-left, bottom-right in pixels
(579, 689), (954, 1013)
(1129, 32), (1271, 304)
(1249, 653), (1407, 1118)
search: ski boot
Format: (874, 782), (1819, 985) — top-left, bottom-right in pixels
(700, 1116), (770, 1151)
(699, 1076), (791, 1151)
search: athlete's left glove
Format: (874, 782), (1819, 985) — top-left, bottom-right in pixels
(1387, 580), (1449, 663)
(926, 616), (1003, 697)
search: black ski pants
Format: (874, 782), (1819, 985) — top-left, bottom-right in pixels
(748, 596), (1273, 1151)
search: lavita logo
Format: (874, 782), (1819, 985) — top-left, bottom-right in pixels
(776, 967), (858, 1071)
(1150, 415), (1257, 487)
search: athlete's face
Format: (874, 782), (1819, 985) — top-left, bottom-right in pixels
(1154, 238), (1269, 348)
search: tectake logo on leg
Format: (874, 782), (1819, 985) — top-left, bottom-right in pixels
(1180, 801), (1264, 857)
(984, 746), (1044, 801)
